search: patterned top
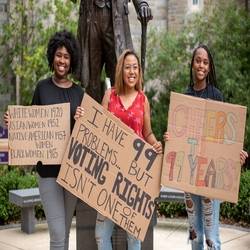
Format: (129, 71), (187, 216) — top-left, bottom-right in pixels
(108, 88), (145, 138)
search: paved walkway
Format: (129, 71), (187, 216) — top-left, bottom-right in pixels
(0, 218), (249, 250)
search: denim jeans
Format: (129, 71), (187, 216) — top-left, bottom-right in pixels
(38, 177), (77, 250)
(185, 193), (221, 250)
(95, 213), (141, 250)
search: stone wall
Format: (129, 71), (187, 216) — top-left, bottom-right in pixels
(128, 0), (168, 52)
(167, 0), (188, 33)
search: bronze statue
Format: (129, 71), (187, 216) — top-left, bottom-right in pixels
(71, 0), (153, 103)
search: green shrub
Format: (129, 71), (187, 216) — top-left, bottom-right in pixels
(220, 169), (250, 225)
(0, 168), (249, 226)
(0, 166), (43, 225)
(157, 170), (250, 226)
(157, 201), (186, 218)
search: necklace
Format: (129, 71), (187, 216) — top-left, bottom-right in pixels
(52, 76), (72, 88)
(193, 86), (207, 98)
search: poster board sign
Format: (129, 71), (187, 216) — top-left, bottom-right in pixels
(57, 94), (162, 241)
(161, 92), (246, 203)
(8, 103), (70, 165)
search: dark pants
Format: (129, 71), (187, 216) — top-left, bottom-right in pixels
(87, 5), (116, 103)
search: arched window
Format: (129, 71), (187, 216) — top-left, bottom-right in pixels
(0, 3), (7, 13)
(188, 0), (203, 13)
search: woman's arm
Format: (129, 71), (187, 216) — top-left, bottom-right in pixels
(101, 88), (112, 110)
(143, 96), (162, 153)
(74, 88), (112, 120)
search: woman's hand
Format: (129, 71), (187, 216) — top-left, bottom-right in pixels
(240, 150), (248, 166)
(163, 131), (170, 142)
(3, 111), (9, 127)
(153, 141), (162, 154)
(74, 106), (85, 120)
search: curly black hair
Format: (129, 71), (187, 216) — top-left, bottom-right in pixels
(47, 30), (79, 75)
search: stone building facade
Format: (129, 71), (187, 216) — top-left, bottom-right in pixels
(128, 0), (208, 51)
(129, 0), (249, 51)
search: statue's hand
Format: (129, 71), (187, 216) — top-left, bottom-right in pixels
(138, 4), (153, 24)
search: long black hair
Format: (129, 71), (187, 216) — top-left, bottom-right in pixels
(47, 30), (79, 75)
(189, 44), (217, 88)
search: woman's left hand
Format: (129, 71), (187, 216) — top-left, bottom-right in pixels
(163, 131), (170, 142)
(153, 141), (162, 154)
(74, 106), (85, 120)
(3, 111), (9, 127)
(240, 150), (248, 166)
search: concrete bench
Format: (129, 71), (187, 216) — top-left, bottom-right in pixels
(157, 187), (185, 203)
(9, 187), (41, 234)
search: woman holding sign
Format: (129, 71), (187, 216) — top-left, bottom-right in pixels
(32, 30), (84, 250)
(95, 49), (162, 250)
(34, 30), (85, 250)
(4, 30), (84, 250)
(164, 44), (248, 250)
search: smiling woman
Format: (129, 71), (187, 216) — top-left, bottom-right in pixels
(51, 47), (72, 88)
(30, 30), (84, 250)
(95, 49), (162, 250)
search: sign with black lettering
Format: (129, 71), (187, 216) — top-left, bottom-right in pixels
(57, 94), (162, 241)
(161, 92), (246, 203)
(8, 103), (70, 165)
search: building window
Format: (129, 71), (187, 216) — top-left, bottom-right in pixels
(0, 3), (7, 13)
(188, 0), (203, 13)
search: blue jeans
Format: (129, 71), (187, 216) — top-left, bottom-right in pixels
(185, 193), (221, 250)
(95, 213), (141, 250)
(38, 177), (77, 250)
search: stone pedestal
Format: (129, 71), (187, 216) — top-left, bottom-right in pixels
(76, 201), (155, 250)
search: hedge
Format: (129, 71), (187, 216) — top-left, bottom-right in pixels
(0, 167), (249, 226)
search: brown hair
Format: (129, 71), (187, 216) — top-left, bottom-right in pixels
(114, 49), (143, 95)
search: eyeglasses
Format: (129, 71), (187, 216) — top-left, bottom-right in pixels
(123, 64), (139, 72)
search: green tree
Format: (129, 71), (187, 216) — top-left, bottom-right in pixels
(146, 0), (250, 151)
(145, 0), (250, 224)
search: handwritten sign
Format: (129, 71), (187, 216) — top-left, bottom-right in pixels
(57, 94), (162, 241)
(8, 103), (70, 165)
(161, 92), (246, 203)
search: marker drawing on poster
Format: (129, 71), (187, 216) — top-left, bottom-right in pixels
(8, 103), (70, 165)
(57, 94), (162, 241)
(161, 92), (246, 203)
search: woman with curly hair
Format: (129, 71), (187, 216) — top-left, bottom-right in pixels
(35, 30), (85, 250)
(33, 30), (84, 250)
(4, 30), (85, 250)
